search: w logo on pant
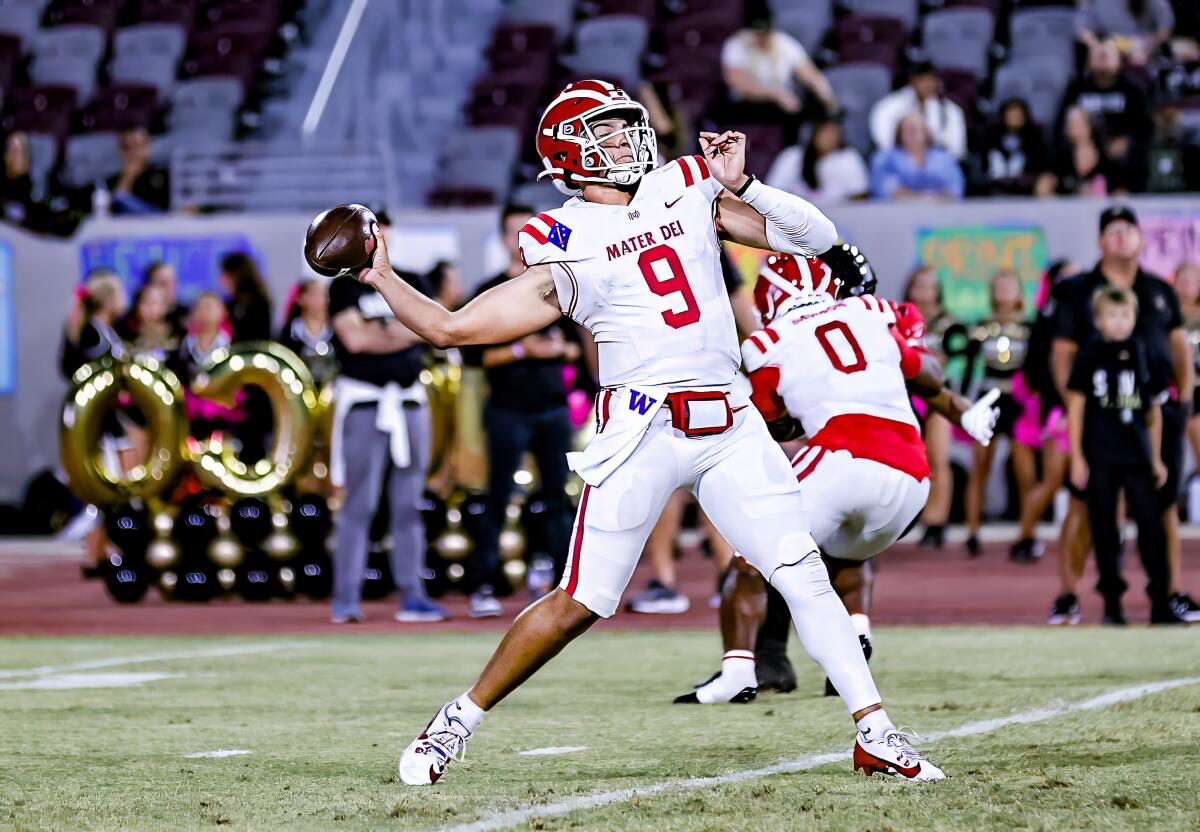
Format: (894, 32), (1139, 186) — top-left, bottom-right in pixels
(628, 390), (658, 415)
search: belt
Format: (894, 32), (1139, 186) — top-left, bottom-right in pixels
(665, 390), (736, 438)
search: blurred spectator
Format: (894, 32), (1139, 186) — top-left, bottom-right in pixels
(118, 284), (180, 362)
(903, 266), (955, 548)
(460, 204), (584, 617)
(1176, 260), (1200, 475)
(1058, 40), (1150, 191)
(327, 258), (443, 624)
(1040, 105), (1112, 196)
(142, 261), (188, 335)
(765, 118), (869, 203)
(720, 10), (838, 129)
(1146, 99), (1200, 191)
(173, 292), (238, 440)
(981, 99), (1049, 196)
(106, 127), (169, 215)
(279, 278), (336, 387)
(60, 270), (128, 379)
(1157, 35), (1200, 101)
(870, 114), (965, 200)
(963, 271), (1035, 557)
(869, 61), (967, 161)
(1, 132), (43, 230)
(424, 260), (465, 310)
(1011, 259), (1081, 562)
(218, 252), (273, 342)
(1077, 0), (1174, 65)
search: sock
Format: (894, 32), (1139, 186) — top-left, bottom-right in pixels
(768, 545), (881, 714)
(451, 693), (486, 731)
(855, 708), (894, 741)
(722, 650), (757, 688)
(849, 613), (872, 642)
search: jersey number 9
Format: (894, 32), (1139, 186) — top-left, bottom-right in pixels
(638, 244), (700, 329)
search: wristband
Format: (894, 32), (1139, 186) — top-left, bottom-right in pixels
(734, 174), (757, 199)
(511, 342), (525, 360)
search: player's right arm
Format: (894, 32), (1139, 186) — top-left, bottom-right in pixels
(356, 225), (561, 348)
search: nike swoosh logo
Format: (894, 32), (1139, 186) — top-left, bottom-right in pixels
(665, 196), (683, 209)
(891, 761), (922, 778)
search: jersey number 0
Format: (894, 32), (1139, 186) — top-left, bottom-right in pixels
(638, 244), (700, 329)
(815, 320), (867, 374)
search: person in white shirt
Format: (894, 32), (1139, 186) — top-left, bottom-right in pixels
(766, 118), (869, 203)
(869, 60), (967, 160)
(721, 13), (839, 122)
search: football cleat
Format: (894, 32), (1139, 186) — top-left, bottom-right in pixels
(399, 702), (472, 786)
(854, 729), (945, 781)
(673, 670), (757, 704)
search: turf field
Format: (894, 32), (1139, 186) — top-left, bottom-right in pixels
(1, 629), (1198, 831)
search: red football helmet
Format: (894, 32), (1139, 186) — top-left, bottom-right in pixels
(752, 252), (836, 325)
(890, 301), (928, 347)
(536, 80), (657, 195)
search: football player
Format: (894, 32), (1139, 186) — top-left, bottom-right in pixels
(675, 247), (999, 705)
(359, 80), (950, 782)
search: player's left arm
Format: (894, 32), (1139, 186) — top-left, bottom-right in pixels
(701, 130), (837, 256)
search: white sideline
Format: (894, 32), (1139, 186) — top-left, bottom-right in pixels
(0, 642), (312, 679)
(436, 676), (1200, 832)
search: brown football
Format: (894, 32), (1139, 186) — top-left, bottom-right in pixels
(304, 203), (377, 277)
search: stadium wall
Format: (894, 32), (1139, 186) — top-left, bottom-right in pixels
(1, 195), (1198, 502)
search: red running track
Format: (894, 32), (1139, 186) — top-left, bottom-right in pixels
(1, 538), (1197, 636)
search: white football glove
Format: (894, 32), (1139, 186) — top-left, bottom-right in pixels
(961, 388), (1001, 447)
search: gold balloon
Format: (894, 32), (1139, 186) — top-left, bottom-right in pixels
(263, 530), (299, 560)
(421, 362), (460, 478)
(217, 568), (237, 591)
(208, 534), (245, 569)
(187, 341), (317, 496)
(60, 356), (186, 506)
(435, 529), (472, 561)
(499, 526), (525, 562)
(146, 537), (181, 570)
(503, 558), (527, 588)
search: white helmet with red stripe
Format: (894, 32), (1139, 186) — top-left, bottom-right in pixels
(535, 80), (657, 195)
(752, 252), (837, 325)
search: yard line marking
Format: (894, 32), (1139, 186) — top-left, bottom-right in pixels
(185, 750), (253, 759)
(437, 676), (1200, 832)
(0, 642), (312, 679)
(518, 746), (588, 756)
(0, 671), (184, 690)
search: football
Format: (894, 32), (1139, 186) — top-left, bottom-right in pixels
(303, 203), (377, 277)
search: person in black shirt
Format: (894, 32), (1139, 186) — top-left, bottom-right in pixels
(141, 261), (189, 338)
(279, 277), (336, 387)
(1067, 287), (1182, 624)
(981, 99), (1049, 196)
(106, 127), (169, 214)
(1051, 204), (1199, 623)
(328, 267), (447, 624)
(218, 253), (273, 342)
(1056, 40), (1151, 192)
(459, 204), (587, 617)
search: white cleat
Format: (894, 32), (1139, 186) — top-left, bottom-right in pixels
(399, 702), (473, 786)
(853, 729), (946, 781)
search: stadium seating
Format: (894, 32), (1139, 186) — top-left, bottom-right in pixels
(992, 56), (1070, 136)
(825, 63), (892, 153)
(922, 8), (996, 80)
(768, 0), (832, 56)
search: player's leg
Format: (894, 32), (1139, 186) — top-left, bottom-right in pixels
(1084, 464), (1126, 623)
(822, 558), (874, 697)
(674, 556), (765, 704)
(330, 407), (389, 623)
(695, 423), (944, 780)
(627, 490), (690, 614)
(399, 431), (678, 785)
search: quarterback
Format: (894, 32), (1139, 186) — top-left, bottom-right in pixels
(354, 80), (946, 783)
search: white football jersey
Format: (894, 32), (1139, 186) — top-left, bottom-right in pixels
(518, 155), (738, 389)
(742, 294), (918, 435)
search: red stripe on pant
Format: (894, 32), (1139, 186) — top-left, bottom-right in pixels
(565, 484), (592, 597)
(795, 447), (827, 482)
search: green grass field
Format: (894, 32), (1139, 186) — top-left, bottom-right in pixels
(1, 628), (1198, 831)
